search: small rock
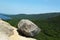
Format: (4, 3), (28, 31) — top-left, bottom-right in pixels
(18, 19), (41, 37)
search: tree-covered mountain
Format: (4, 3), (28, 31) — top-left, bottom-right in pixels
(33, 15), (60, 40)
(8, 12), (60, 20)
(0, 12), (60, 20)
(2, 12), (60, 40)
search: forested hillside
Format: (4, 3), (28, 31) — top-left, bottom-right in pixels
(3, 13), (60, 40)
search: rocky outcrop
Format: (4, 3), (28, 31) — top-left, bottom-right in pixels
(0, 19), (14, 40)
(10, 26), (36, 40)
(18, 19), (41, 37)
(0, 32), (9, 40)
(0, 19), (36, 40)
(0, 19), (14, 36)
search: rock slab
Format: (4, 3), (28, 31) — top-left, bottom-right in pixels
(0, 19), (14, 36)
(18, 19), (41, 37)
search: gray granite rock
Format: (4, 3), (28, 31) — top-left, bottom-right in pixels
(18, 19), (41, 37)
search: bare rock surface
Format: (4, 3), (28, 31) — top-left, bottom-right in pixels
(0, 19), (14, 36)
(0, 19), (36, 40)
(10, 27), (36, 40)
(0, 32), (9, 40)
(18, 19), (41, 37)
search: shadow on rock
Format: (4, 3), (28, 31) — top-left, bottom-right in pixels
(17, 29), (33, 38)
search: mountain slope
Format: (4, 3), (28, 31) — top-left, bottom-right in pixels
(9, 13), (60, 20)
(4, 13), (60, 40)
(29, 15), (60, 40)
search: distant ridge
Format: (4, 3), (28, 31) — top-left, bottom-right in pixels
(0, 12), (60, 20)
(8, 12), (60, 20)
(0, 13), (11, 20)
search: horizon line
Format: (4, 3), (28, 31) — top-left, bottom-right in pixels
(0, 12), (60, 15)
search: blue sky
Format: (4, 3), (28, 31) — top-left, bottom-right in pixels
(0, 0), (60, 14)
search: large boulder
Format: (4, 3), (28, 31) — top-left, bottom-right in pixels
(18, 19), (41, 37)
